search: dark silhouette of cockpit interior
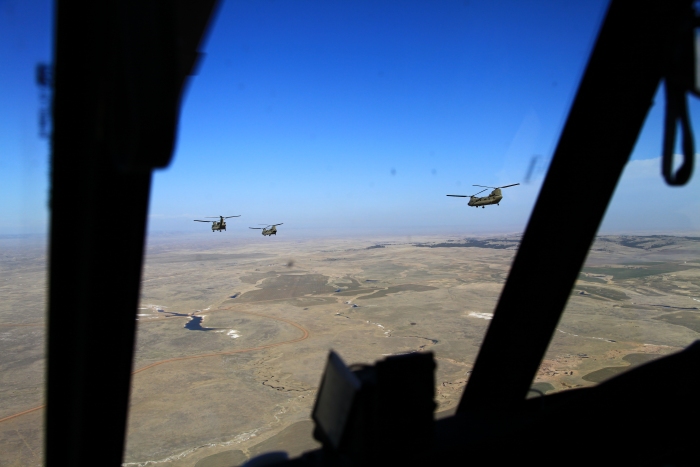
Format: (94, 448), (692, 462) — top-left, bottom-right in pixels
(46, 1), (699, 466)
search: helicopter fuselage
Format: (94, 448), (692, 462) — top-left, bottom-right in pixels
(195, 215), (239, 231)
(468, 188), (503, 207)
(261, 226), (277, 236)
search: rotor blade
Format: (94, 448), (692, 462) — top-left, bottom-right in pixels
(446, 195), (468, 197)
(249, 227), (262, 229)
(498, 183), (520, 189)
(471, 189), (488, 196)
(224, 215), (241, 218)
(473, 184), (496, 189)
(194, 220), (211, 222)
(272, 223), (283, 226)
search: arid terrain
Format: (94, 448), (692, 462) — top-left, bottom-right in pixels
(1, 234), (700, 467)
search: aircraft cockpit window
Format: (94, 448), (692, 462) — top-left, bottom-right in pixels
(535, 81), (700, 395)
(5, 1), (700, 466)
(0, 0), (53, 464)
(124, 1), (611, 464)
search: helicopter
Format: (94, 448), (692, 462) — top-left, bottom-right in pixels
(447, 183), (519, 208)
(194, 215), (240, 232)
(249, 223), (283, 236)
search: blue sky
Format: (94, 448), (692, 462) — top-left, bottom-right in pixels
(3, 0), (700, 238)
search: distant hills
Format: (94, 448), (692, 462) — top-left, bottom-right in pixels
(413, 234), (700, 251)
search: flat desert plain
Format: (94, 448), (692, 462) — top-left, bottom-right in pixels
(1, 234), (700, 467)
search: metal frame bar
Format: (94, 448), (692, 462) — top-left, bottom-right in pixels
(459, 0), (692, 413)
(46, 2), (219, 465)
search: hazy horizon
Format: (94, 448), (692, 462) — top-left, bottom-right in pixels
(3, 0), (700, 238)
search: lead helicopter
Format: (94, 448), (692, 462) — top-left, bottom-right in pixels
(447, 183), (519, 208)
(249, 223), (283, 236)
(194, 215), (240, 232)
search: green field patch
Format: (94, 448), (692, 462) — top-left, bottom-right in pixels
(574, 293), (608, 301)
(618, 236), (676, 249)
(622, 353), (664, 366)
(332, 276), (388, 296)
(582, 365), (627, 383)
(239, 271), (281, 284)
(528, 382), (554, 397)
(610, 235), (700, 249)
(333, 288), (379, 297)
(572, 285), (629, 301)
(356, 284), (438, 300)
(237, 274), (336, 302)
(582, 262), (697, 281)
(333, 277), (363, 291)
(415, 239), (519, 249)
(625, 287), (664, 297)
(643, 279), (692, 295)
(577, 273), (606, 284)
(652, 311), (700, 333)
(582, 353), (664, 383)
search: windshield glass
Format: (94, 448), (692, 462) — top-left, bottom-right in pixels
(124, 1), (609, 465)
(17, 1), (700, 466)
(534, 82), (700, 396)
(0, 0), (53, 465)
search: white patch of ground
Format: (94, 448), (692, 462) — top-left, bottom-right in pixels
(468, 312), (493, 320)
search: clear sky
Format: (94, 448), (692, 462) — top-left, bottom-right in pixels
(3, 0), (700, 238)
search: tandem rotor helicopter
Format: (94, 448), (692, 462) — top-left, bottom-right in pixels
(249, 223), (283, 236)
(194, 215), (240, 232)
(447, 183), (519, 208)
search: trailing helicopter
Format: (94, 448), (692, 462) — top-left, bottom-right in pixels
(194, 215), (240, 232)
(447, 183), (519, 208)
(249, 223), (283, 236)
